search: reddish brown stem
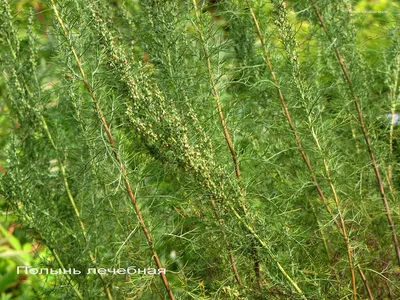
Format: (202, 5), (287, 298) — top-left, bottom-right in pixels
(248, 2), (359, 297)
(312, 1), (400, 267)
(192, 0), (262, 290)
(247, 2), (337, 225)
(357, 265), (374, 300)
(50, 2), (174, 299)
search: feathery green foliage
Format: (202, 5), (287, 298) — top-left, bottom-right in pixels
(1, 0), (400, 299)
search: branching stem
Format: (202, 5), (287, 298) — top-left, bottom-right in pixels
(311, 0), (400, 267)
(49, 1), (174, 299)
(192, 0), (262, 290)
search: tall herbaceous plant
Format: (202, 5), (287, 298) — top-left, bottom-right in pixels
(0, 0), (399, 299)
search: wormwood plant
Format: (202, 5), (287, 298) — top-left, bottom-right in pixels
(1, 0), (400, 299)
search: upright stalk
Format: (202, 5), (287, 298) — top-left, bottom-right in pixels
(247, 1), (360, 298)
(40, 115), (113, 300)
(227, 202), (307, 299)
(49, 1), (174, 299)
(2, 2), (112, 297)
(191, 0), (241, 183)
(192, 0), (262, 290)
(210, 196), (242, 286)
(312, 128), (357, 299)
(247, 3), (329, 212)
(311, 1), (400, 266)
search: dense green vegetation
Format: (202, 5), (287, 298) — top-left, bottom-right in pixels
(1, 0), (400, 299)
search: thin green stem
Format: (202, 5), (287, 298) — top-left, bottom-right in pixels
(227, 202), (307, 299)
(39, 115), (113, 300)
